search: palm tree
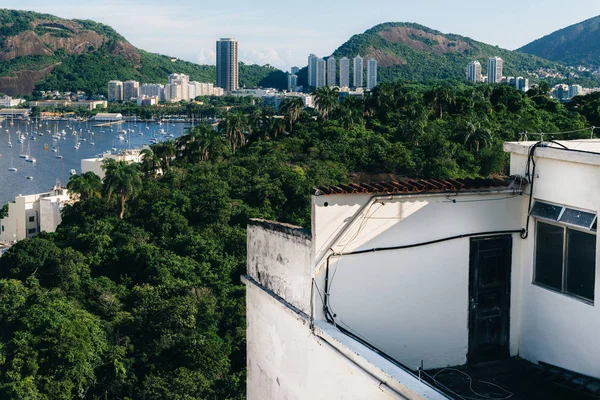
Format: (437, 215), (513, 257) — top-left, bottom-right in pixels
(177, 125), (227, 162)
(313, 86), (339, 120)
(219, 113), (247, 153)
(425, 84), (455, 119)
(102, 159), (143, 220)
(280, 97), (304, 132)
(336, 96), (364, 129)
(264, 116), (285, 139)
(150, 141), (176, 173)
(67, 172), (102, 200)
(140, 148), (160, 177)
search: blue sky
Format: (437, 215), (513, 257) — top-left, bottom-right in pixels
(4, 0), (599, 71)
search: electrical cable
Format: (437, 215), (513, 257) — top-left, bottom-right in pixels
(419, 368), (514, 400)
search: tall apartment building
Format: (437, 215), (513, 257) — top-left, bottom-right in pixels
(353, 55), (363, 88)
(107, 80), (123, 102)
(165, 83), (183, 103)
(487, 57), (503, 84)
(307, 54), (318, 87)
(291, 66), (299, 74)
(287, 74), (298, 92)
(216, 38), (239, 93)
(366, 58), (377, 89)
(515, 77), (529, 93)
(327, 57), (336, 87)
(466, 61), (482, 83)
(140, 83), (165, 102)
(569, 84), (582, 98)
(339, 57), (350, 88)
(123, 80), (140, 101)
(168, 73), (190, 101)
(316, 58), (326, 88)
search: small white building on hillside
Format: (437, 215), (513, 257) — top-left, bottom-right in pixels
(0, 186), (70, 243)
(245, 139), (600, 399)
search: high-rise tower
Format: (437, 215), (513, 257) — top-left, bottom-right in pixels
(487, 57), (503, 84)
(216, 38), (239, 93)
(327, 57), (336, 87)
(339, 57), (350, 88)
(353, 55), (363, 88)
(466, 61), (482, 83)
(366, 58), (377, 89)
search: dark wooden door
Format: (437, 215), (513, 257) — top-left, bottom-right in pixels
(468, 235), (512, 364)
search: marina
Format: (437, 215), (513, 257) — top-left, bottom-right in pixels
(0, 118), (191, 204)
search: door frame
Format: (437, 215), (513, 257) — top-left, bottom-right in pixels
(468, 234), (512, 364)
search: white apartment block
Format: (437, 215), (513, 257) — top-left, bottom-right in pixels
(165, 83), (183, 103)
(353, 55), (363, 88)
(488, 57), (503, 84)
(366, 58), (377, 89)
(0, 186), (70, 242)
(123, 80), (140, 101)
(467, 60), (482, 83)
(168, 73), (190, 100)
(327, 56), (336, 87)
(339, 57), (350, 88)
(308, 54), (318, 87)
(287, 74), (298, 92)
(107, 80), (124, 102)
(140, 83), (165, 102)
(316, 58), (326, 88)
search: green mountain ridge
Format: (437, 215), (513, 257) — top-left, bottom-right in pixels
(517, 15), (600, 68)
(316, 22), (599, 86)
(0, 9), (286, 96)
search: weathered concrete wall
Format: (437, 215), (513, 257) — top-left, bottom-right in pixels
(313, 193), (524, 370)
(245, 277), (445, 400)
(247, 219), (313, 314)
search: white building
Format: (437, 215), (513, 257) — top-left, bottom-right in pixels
(140, 83), (165, 102)
(339, 57), (350, 88)
(81, 149), (144, 179)
(137, 95), (159, 106)
(367, 58), (378, 89)
(168, 73), (190, 101)
(488, 57), (503, 84)
(353, 54), (363, 88)
(93, 113), (123, 121)
(308, 54), (318, 87)
(316, 58), (326, 88)
(245, 138), (600, 399)
(569, 84), (582, 98)
(467, 60), (482, 83)
(123, 80), (140, 101)
(327, 56), (336, 87)
(515, 77), (529, 93)
(287, 74), (298, 92)
(165, 83), (183, 103)
(0, 96), (25, 107)
(285, 92), (314, 108)
(108, 80), (124, 102)
(0, 186), (70, 242)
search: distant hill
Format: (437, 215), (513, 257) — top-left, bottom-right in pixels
(301, 22), (597, 86)
(0, 9), (286, 96)
(518, 15), (600, 68)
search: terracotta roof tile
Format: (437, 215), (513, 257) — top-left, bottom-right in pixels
(312, 177), (521, 196)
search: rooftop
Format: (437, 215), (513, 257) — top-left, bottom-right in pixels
(504, 139), (600, 166)
(312, 177), (520, 196)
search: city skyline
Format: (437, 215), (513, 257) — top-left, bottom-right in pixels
(3, 0), (598, 70)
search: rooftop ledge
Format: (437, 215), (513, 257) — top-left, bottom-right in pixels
(248, 218), (311, 239)
(504, 140), (600, 166)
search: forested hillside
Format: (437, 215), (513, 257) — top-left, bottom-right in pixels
(1, 82), (597, 398)
(0, 9), (286, 96)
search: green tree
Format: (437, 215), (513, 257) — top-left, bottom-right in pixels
(67, 171), (102, 200)
(313, 86), (339, 120)
(280, 96), (304, 132)
(102, 159), (143, 219)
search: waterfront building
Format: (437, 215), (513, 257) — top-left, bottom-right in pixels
(308, 54), (318, 87)
(339, 57), (350, 88)
(29, 100), (107, 110)
(316, 58), (326, 88)
(108, 80), (123, 102)
(140, 83), (165, 102)
(93, 112), (123, 121)
(168, 73), (190, 101)
(488, 57), (503, 84)
(0, 186), (70, 242)
(0, 109), (30, 118)
(137, 95), (159, 106)
(165, 83), (183, 102)
(123, 80), (140, 101)
(216, 38), (239, 93)
(327, 56), (336, 87)
(466, 61), (482, 83)
(0, 96), (25, 107)
(287, 74), (298, 92)
(366, 58), (377, 89)
(353, 55), (363, 88)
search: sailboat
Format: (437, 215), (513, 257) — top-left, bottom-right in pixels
(55, 144), (63, 159)
(19, 140), (27, 158)
(25, 141), (36, 163)
(7, 131), (12, 147)
(8, 156), (17, 172)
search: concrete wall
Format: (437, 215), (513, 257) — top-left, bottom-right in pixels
(0, 196), (26, 241)
(247, 219), (313, 314)
(245, 277), (445, 400)
(511, 152), (600, 378)
(312, 192), (524, 370)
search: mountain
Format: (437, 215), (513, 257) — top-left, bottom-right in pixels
(518, 15), (600, 68)
(324, 22), (596, 85)
(0, 9), (286, 96)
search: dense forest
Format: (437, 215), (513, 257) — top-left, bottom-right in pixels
(1, 81), (598, 399)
